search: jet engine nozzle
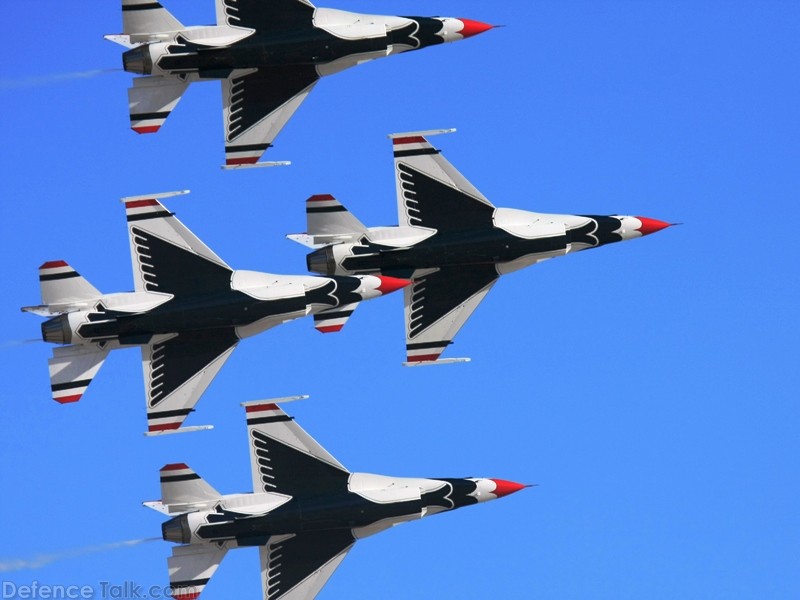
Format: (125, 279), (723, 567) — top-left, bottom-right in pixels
(123, 45), (154, 75)
(307, 246), (336, 275)
(41, 314), (72, 345)
(162, 514), (191, 544)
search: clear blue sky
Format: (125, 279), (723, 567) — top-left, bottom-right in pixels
(2, 1), (798, 598)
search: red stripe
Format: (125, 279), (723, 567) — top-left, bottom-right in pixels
(161, 463), (190, 471)
(132, 125), (160, 134)
(173, 593), (200, 600)
(307, 194), (335, 202)
(316, 325), (343, 334)
(226, 156), (259, 166)
(393, 136), (426, 145)
(125, 199), (159, 209)
(406, 353), (441, 363)
(54, 394), (82, 404)
(245, 403), (279, 413)
(148, 422), (181, 432)
(40, 260), (68, 269)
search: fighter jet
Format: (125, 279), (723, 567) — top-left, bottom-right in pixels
(21, 191), (408, 434)
(105, 0), (494, 167)
(288, 129), (673, 365)
(147, 396), (527, 599)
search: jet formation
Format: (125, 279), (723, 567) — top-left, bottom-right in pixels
(148, 397), (527, 600)
(21, 192), (408, 434)
(288, 129), (673, 365)
(105, 0), (494, 167)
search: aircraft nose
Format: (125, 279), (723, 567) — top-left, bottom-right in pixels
(375, 275), (412, 295)
(489, 479), (529, 498)
(455, 18), (496, 38)
(635, 216), (672, 236)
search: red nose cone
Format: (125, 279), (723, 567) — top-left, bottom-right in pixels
(376, 275), (412, 295)
(635, 217), (671, 236)
(490, 479), (528, 498)
(457, 18), (495, 38)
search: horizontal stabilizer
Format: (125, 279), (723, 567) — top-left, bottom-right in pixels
(313, 302), (357, 333)
(48, 344), (110, 404)
(104, 34), (138, 49)
(160, 463), (221, 509)
(285, 233), (320, 249)
(168, 543), (228, 600)
(122, 0), (183, 34)
(303, 194), (366, 241)
(38, 261), (101, 306)
(128, 76), (188, 134)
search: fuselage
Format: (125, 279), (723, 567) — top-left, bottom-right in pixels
(163, 474), (516, 546)
(307, 209), (657, 278)
(40, 271), (379, 346)
(123, 10), (471, 77)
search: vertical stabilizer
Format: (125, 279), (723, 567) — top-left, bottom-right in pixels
(122, 0), (184, 34)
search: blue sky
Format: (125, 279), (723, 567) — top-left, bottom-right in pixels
(1, 1), (798, 598)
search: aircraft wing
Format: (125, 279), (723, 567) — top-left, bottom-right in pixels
(143, 331), (239, 434)
(217, 0), (315, 33)
(168, 543), (229, 600)
(242, 400), (349, 496)
(404, 265), (499, 364)
(258, 531), (355, 600)
(221, 66), (319, 167)
(391, 132), (495, 231)
(123, 192), (232, 295)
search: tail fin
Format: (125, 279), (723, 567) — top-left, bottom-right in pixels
(287, 194), (366, 248)
(122, 0), (183, 34)
(160, 464), (222, 508)
(48, 344), (110, 404)
(38, 261), (101, 307)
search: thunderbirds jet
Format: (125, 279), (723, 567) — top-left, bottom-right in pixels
(148, 396), (527, 600)
(21, 191), (408, 434)
(105, 0), (494, 167)
(288, 129), (674, 365)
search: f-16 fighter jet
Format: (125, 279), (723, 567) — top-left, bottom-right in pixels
(288, 129), (673, 365)
(147, 396), (527, 599)
(21, 191), (408, 434)
(105, 0), (494, 167)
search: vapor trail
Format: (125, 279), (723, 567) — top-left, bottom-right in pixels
(0, 339), (41, 349)
(0, 538), (160, 572)
(0, 68), (121, 90)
